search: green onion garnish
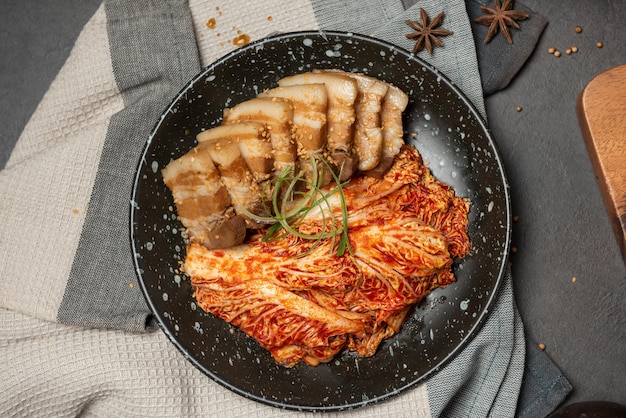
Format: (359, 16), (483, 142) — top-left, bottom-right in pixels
(241, 155), (352, 257)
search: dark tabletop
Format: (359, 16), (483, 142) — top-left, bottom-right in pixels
(1, 0), (624, 411)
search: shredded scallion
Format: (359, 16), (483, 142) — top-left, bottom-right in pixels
(240, 155), (352, 256)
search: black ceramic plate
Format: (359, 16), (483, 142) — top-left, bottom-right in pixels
(131, 31), (511, 411)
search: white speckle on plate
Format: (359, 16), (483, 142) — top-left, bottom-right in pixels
(151, 161), (159, 173)
(460, 299), (469, 311)
(303, 38), (313, 47)
(162, 292), (168, 301)
(487, 201), (494, 212)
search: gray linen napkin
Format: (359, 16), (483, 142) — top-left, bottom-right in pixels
(0, 0), (569, 416)
(465, 0), (548, 95)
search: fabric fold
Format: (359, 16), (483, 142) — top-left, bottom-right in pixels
(0, 2), (123, 325)
(466, 0), (548, 95)
(428, 270), (526, 416)
(57, 0), (202, 331)
(517, 337), (574, 418)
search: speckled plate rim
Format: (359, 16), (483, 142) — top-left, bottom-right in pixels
(130, 30), (512, 411)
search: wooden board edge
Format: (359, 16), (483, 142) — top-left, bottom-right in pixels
(576, 79), (626, 265)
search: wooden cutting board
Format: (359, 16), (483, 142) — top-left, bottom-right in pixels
(577, 63), (626, 264)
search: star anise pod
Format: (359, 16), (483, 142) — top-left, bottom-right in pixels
(405, 8), (453, 54)
(474, 0), (529, 44)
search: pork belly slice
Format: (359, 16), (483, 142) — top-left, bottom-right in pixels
(348, 73), (389, 171)
(315, 70), (390, 171)
(258, 84), (330, 184)
(258, 84), (328, 153)
(278, 71), (359, 180)
(201, 138), (267, 228)
(161, 148), (246, 249)
(197, 122), (274, 182)
(364, 84), (409, 178)
(222, 97), (296, 176)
